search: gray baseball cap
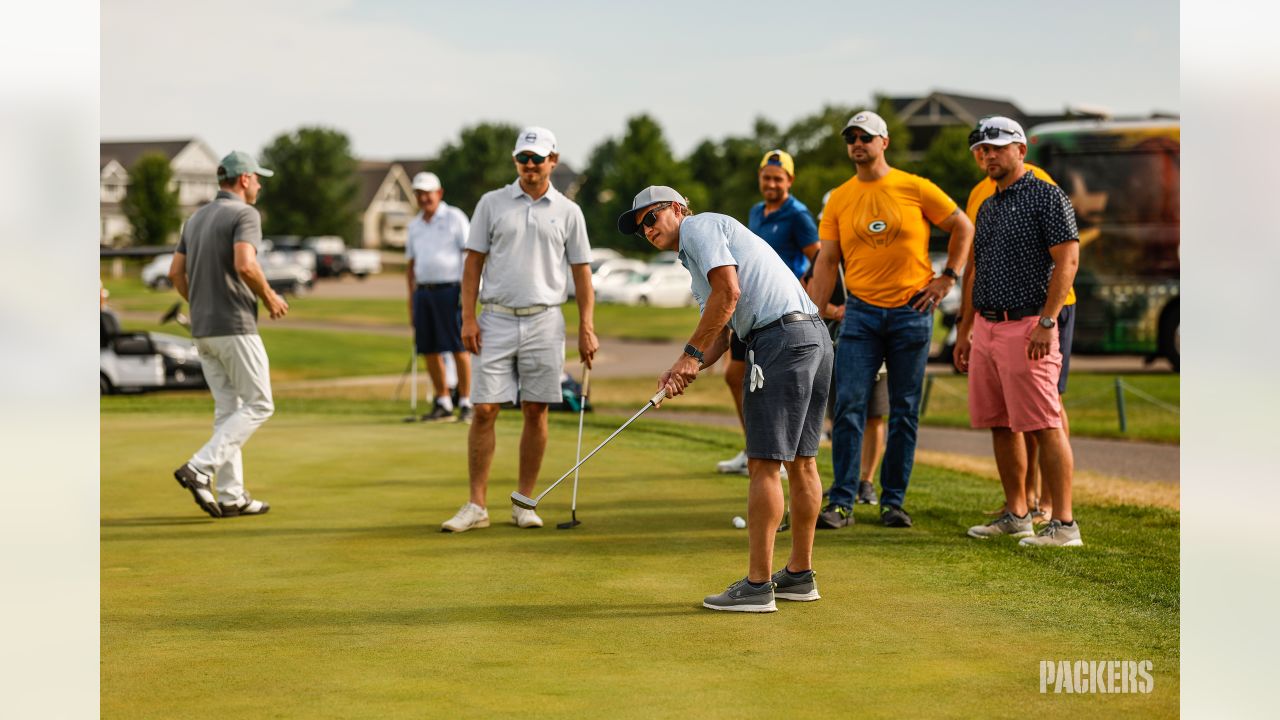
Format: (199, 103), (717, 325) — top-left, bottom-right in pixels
(616, 185), (687, 234)
(217, 150), (274, 180)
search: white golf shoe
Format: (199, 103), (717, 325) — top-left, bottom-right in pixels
(716, 450), (749, 475)
(511, 504), (544, 528)
(441, 502), (490, 533)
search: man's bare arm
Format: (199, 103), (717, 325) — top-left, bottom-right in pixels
(233, 243), (288, 319)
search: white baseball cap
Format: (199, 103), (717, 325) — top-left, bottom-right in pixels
(411, 171), (441, 192)
(968, 116), (1027, 150)
(513, 126), (557, 157)
(843, 110), (889, 138)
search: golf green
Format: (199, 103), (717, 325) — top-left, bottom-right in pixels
(102, 407), (1178, 718)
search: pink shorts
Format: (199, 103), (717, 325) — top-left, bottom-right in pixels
(968, 316), (1063, 432)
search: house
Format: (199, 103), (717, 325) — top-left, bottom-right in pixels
(100, 138), (221, 246)
(884, 90), (1110, 160)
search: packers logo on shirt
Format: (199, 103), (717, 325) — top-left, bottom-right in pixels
(851, 188), (902, 249)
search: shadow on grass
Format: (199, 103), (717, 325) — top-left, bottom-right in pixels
(101, 516), (217, 527)
(126, 602), (700, 632)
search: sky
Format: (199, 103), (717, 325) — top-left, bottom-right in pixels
(101, 0), (1179, 168)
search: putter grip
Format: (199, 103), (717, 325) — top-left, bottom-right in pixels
(649, 388), (667, 405)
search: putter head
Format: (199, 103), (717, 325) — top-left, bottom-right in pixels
(510, 491), (538, 510)
(401, 415), (418, 423)
(556, 519), (581, 530)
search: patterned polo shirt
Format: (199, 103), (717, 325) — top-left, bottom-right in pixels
(971, 171), (1079, 310)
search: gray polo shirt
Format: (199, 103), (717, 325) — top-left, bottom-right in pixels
(677, 213), (818, 339)
(466, 180), (591, 307)
(175, 190), (262, 337)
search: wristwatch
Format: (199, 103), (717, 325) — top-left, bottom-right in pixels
(941, 267), (959, 281)
(683, 344), (705, 362)
(1038, 316), (1056, 329)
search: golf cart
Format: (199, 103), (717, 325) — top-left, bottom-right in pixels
(100, 303), (206, 394)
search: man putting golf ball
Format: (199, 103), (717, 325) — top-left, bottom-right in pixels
(618, 186), (833, 613)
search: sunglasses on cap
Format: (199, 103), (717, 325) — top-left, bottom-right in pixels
(634, 203), (672, 238)
(842, 130), (877, 144)
(968, 126), (1023, 146)
(515, 152), (548, 165)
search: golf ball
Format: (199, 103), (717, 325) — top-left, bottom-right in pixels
(732, 516), (746, 529)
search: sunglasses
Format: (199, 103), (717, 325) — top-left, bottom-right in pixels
(635, 203), (671, 237)
(968, 126), (1023, 146)
(843, 130), (877, 145)
(515, 152), (548, 165)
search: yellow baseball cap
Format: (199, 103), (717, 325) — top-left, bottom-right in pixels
(759, 149), (795, 177)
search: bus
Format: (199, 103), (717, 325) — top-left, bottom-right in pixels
(1025, 119), (1180, 370)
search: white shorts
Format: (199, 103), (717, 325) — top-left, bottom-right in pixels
(472, 308), (565, 405)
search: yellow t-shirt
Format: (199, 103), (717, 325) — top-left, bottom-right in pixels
(819, 168), (957, 308)
(966, 163), (1076, 306)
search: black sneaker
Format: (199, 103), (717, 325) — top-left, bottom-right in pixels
(173, 462), (221, 518)
(218, 493), (270, 517)
(770, 567), (820, 602)
(456, 405), (474, 424)
(856, 480), (879, 505)
(816, 504), (853, 529)
(422, 401), (455, 422)
(880, 504), (913, 528)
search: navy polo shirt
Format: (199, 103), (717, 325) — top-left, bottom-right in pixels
(747, 195), (820, 279)
(971, 171), (1079, 310)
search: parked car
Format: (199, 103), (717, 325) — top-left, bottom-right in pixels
(592, 259), (649, 300)
(589, 247), (624, 272)
(263, 237), (317, 275)
(649, 250), (680, 266)
(305, 236), (348, 277)
(345, 248), (383, 278)
(101, 309), (205, 394)
(141, 253), (174, 289)
(604, 266), (696, 307)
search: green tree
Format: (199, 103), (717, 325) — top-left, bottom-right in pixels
(916, 125), (985, 210)
(577, 115), (707, 255)
(685, 134), (763, 223)
(777, 104), (857, 215)
(431, 122), (522, 216)
(256, 127), (361, 244)
(121, 152), (181, 246)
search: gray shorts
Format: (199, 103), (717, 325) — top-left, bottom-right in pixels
(741, 317), (833, 462)
(471, 308), (565, 404)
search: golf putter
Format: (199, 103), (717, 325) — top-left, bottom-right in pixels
(402, 342), (419, 423)
(557, 366), (591, 529)
(513, 386), (667, 510)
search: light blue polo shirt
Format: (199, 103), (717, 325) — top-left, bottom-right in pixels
(677, 213), (818, 339)
(747, 195), (820, 278)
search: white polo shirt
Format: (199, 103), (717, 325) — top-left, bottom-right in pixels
(406, 201), (469, 284)
(466, 180), (591, 307)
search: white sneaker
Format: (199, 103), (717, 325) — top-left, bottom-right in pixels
(716, 450), (749, 475)
(511, 504), (544, 528)
(441, 502), (489, 533)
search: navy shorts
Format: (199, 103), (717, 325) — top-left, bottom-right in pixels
(413, 284), (464, 355)
(741, 317), (833, 462)
(729, 329), (747, 362)
(1057, 304), (1076, 394)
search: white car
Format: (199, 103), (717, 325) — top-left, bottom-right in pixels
(141, 253), (175, 289)
(606, 266), (696, 307)
(589, 247), (623, 272)
(592, 259), (648, 295)
(345, 248), (383, 278)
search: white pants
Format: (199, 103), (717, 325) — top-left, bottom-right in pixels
(190, 334), (274, 502)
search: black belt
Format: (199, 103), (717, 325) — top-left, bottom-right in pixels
(977, 306), (1040, 322)
(417, 282), (460, 291)
(746, 312), (820, 343)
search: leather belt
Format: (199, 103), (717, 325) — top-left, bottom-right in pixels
(977, 307), (1040, 322)
(746, 312), (820, 343)
(484, 303), (552, 317)
(417, 282), (460, 290)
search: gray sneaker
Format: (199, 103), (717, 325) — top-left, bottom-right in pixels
(702, 578), (777, 613)
(816, 504), (853, 529)
(967, 511), (1034, 539)
(770, 567), (820, 602)
(856, 480), (879, 505)
(1020, 519), (1084, 547)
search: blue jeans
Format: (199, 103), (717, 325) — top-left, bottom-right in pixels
(828, 296), (933, 509)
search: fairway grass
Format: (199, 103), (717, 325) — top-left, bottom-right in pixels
(102, 404), (1178, 718)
